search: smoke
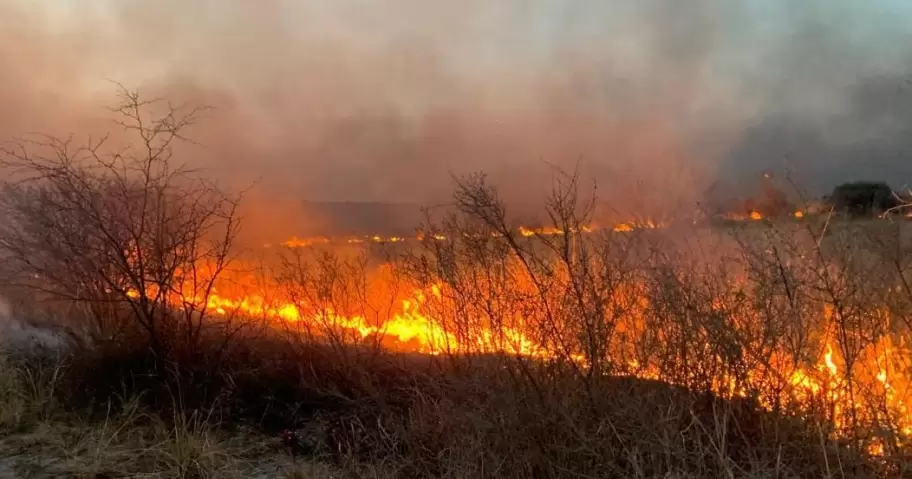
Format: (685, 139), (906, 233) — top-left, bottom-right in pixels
(0, 295), (67, 354)
(2, 0), (911, 231)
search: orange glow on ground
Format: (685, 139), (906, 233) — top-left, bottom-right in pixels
(126, 223), (912, 453)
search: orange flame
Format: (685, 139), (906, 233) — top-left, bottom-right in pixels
(126, 242), (912, 454)
(279, 222), (668, 248)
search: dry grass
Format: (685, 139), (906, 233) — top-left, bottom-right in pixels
(3, 217), (909, 477)
(0, 354), (63, 432)
(1, 152), (910, 476)
(0, 353), (346, 478)
(0, 342), (885, 478)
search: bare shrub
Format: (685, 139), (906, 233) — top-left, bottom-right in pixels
(1, 85), (905, 475)
(0, 86), (243, 361)
(388, 168), (911, 475)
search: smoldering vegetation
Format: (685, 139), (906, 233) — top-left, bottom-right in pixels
(2, 1), (912, 476)
(0, 91), (912, 477)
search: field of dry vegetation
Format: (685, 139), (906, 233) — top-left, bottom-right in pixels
(2, 90), (912, 478)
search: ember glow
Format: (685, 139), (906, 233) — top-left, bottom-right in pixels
(163, 265), (550, 357)
(136, 222), (912, 455)
(278, 222), (664, 248)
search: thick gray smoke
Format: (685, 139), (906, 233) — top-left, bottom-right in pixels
(2, 0), (911, 234)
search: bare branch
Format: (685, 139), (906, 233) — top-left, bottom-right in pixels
(0, 87), (242, 359)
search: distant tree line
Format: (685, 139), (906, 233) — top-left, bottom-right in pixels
(825, 181), (902, 217)
(726, 178), (907, 220)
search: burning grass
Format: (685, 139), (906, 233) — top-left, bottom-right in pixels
(1, 91), (911, 476)
(0, 333), (877, 478)
(5, 214), (912, 476)
(206, 216), (912, 471)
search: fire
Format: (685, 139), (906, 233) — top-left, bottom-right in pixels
(823, 345), (838, 376)
(125, 232), (912, 457)
(721, 210), (810, 221)
(518, 226), (535, 237)
(613, 219), (664, 232)
(282, 236), (330, 248)
(152, 264), (544, 357)
(279, 222), (664, 248)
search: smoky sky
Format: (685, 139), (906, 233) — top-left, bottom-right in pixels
(2, 0), (912, 219)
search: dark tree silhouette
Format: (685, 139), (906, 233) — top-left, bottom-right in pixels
(827, 181), (899, 217)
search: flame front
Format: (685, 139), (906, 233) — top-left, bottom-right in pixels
(174, 265), (912, 446)
(280, 222), (663, 249)
(132, 221), (912, 456)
